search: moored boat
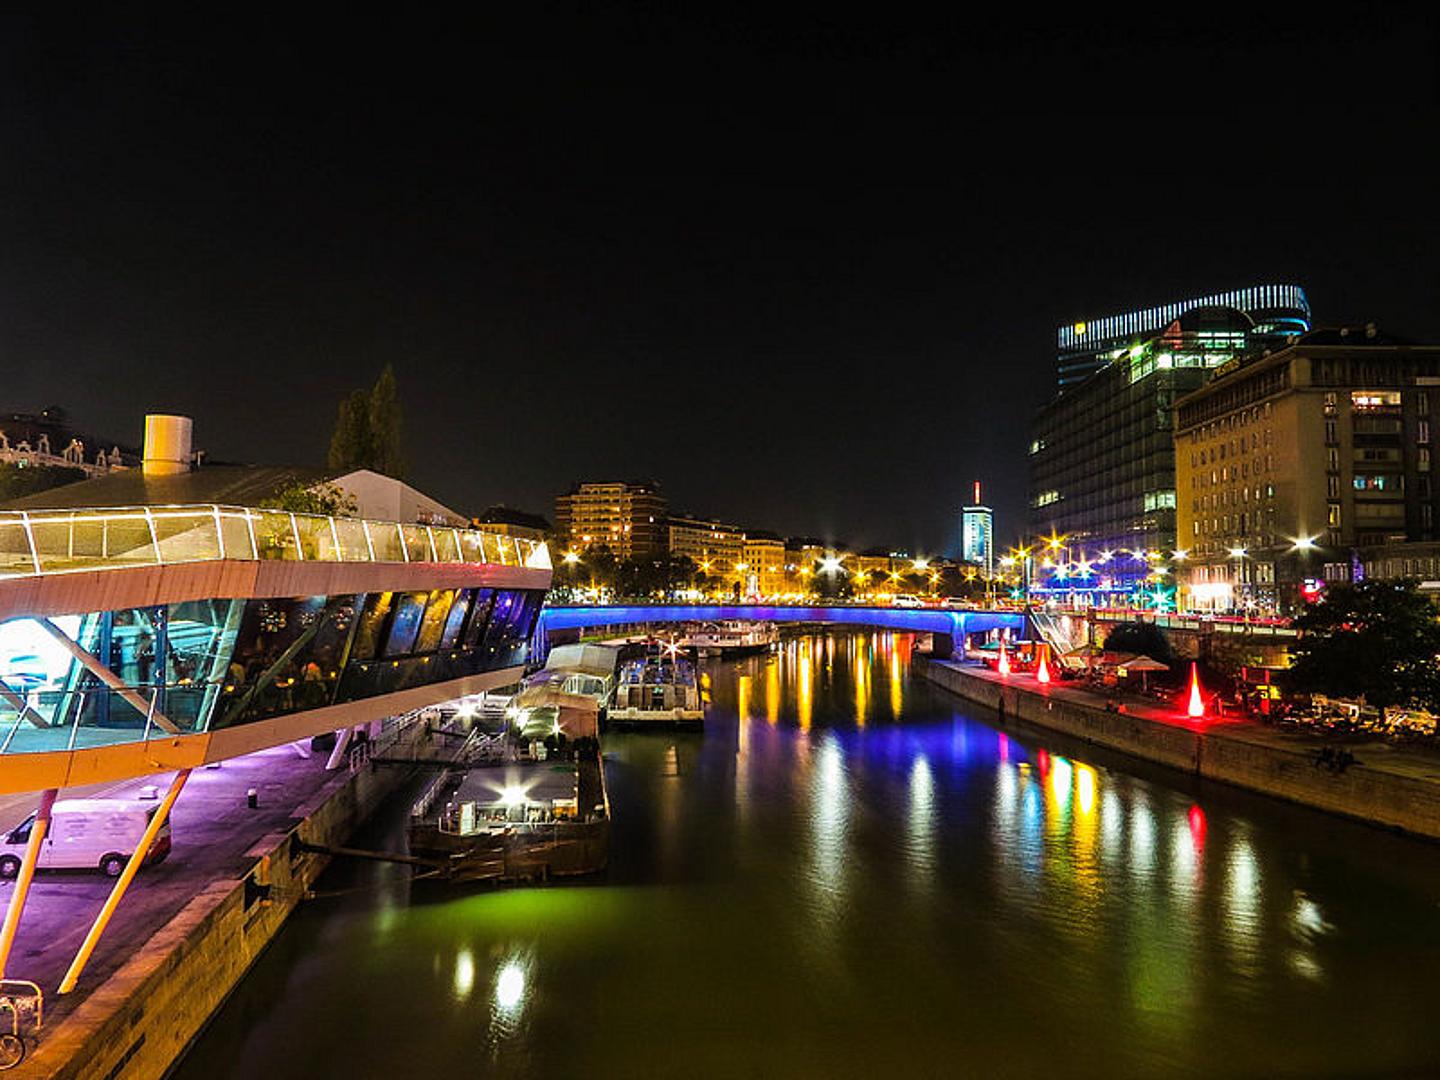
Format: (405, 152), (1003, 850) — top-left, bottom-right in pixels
(608, 653), (704, 728)
(677, 620), (779, 657)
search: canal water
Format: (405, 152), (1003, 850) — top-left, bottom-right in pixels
(175, 631), (1440, 1078)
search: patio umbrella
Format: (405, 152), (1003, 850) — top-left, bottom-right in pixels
(1117, 655), (1170, 693)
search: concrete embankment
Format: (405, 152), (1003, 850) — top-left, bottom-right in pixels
(29, 725), (429, 1080)
(919, 656), (1440, 842)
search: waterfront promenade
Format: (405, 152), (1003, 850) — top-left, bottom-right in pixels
(922, 657), (1440, 840)
(0, 730), (425, 1078)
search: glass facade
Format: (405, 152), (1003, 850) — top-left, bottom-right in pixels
(0, 504), (552, 579)
(0, 586), (547, 755)
(1056, 284), (1311, 389)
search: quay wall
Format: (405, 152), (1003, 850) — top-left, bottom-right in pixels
(918, 658), (1440, 842)
(34, 725), (429, 1080)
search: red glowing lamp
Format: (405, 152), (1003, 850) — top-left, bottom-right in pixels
(997, 641), (1011, 676)
(1186, 661), (1205, 719)
(1036, 647), (1051, 685)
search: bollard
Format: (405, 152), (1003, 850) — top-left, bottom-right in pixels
(247, 788), (259, 809)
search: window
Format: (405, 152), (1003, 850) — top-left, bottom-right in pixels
(383, 592), (429, 657)
(1328, 503), (1342, 528)
(1422, 448), (1432, 472)
(1324, 392), (1337, 415)
(1421, 419), (1431, 444)
(1324, 419), (1337, 444)
(1327, 475), (1340, 498)
(1326, 448), (1339, 470)
(1418, 391), (1430, 414)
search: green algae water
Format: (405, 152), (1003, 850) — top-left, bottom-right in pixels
(175, 631), (1440, 1078)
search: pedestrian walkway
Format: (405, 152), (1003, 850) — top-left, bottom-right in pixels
(0, 743), (343, 1031)
(946, 659), (1440, 789)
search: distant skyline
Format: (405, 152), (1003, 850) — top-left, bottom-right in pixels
(2, 10), (1437, 553)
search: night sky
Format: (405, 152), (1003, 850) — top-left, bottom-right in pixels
(2, 10), (1437, 553)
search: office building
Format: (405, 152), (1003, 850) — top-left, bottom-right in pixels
(961, 480), (993, 575)
(1056, 284), (1310, 389)
(554, 481), (667, 560)
(1031, 295), (1309, 600)
(1174, 326), (1440, 613)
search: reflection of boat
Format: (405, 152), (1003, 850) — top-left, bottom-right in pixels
(678, 620), (779, 657)
(608, 654), (704, 728)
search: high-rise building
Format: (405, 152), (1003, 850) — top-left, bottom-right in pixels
(960, 480), (993, 575)
(1031, 293), (1309, 600)
(1174, 326), (1440, 613)
(554, 481), (667, 560)
(1056, 284), (1310, 390)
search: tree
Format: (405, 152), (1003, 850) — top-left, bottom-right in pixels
(367, 364), (405, 477)
(327, 389), (373, 473)
(259, 481), (358, 518)
(326, 365), (405, 478)
(1103, 620), (1173, 663)
(1289, 579), (1440, 715)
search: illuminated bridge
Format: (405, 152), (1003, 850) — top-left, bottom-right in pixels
(538, 604), (1025, 652)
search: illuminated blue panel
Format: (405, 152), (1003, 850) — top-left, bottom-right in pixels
(1057, 284), (1311, 352)
(537, 605), (1025, 640)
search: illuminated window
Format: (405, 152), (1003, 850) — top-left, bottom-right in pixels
(1351, 391), (1401, 409)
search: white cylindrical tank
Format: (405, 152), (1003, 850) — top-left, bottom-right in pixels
(142, 414), (193, 477)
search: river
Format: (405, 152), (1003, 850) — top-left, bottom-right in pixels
(174, 630), (1440, 1078)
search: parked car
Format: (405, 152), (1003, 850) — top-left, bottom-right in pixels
(0, 798), (172, 878)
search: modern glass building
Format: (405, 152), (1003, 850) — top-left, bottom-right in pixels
(1056, 284), (1310, 390)
(1031, 299), (1308, 602)
(961, 481), (993, 575)
(0, 501), (551, 793)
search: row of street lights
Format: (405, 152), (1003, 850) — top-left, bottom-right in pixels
(997, 531), (1325, 613)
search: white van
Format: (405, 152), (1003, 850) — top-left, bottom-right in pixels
(0, 799), (172, 878)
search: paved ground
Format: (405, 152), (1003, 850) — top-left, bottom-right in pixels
(948, 658), (1440, 786)
(0, 744), (345, 1030)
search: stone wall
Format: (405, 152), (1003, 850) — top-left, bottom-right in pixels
(920, 658), (1440, 841)
(33, 726), (428, 1079)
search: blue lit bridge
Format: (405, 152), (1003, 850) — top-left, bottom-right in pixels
(537, 604), (1026, 656)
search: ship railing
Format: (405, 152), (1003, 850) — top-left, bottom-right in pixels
(0, 504), (551, 579)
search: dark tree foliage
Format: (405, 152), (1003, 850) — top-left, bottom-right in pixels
(1102, 620), (1173, 663)
(259, 481), (358, 517)
(813, 561), (853, 600)
(327, 364), (405, 478)
(0, 463), (87, 500)
(1290, 578), (1440, 712)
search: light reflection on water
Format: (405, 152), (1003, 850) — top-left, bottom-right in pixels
(175, 630), (1440, 1080)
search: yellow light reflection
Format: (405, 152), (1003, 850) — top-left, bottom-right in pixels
(889, 646), (903, 719)
(1075, 763), (1096, 817)
(454, 947), (475, 1000)
(797, 639), (813, 731)
(766, 659), (780, 725)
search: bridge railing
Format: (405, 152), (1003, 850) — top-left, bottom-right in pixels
(0, 504), (551, 579)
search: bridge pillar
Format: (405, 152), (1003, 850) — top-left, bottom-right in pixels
(931, 632), (954, 659)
